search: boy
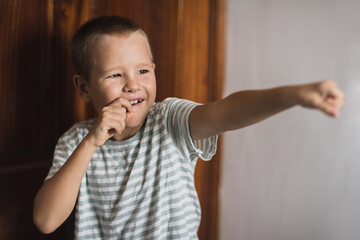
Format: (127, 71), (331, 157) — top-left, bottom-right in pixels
(33, 16), (345, 239)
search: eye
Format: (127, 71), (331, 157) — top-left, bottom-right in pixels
(107, 73), (122, 78)
(138, 69), (149, 74)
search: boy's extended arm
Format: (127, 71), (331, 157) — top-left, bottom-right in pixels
(189, 80), (345, 140)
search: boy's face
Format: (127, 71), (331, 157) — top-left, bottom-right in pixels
(81, 32), (156, 135)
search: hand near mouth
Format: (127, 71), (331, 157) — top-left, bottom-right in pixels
(85, 98), (133, 148)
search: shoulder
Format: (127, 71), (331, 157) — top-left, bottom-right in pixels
(72, 118), (95, 131)
(151, 97), (201, 113)
(162, 97), (199, 106)
(146, 98), (199, 124)
(59, 118), (95, 144)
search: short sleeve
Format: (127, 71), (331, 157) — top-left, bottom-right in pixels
(162, 98), (218, 162)
(45, 127), (80, 181)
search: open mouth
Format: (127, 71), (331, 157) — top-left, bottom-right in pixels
(130, 99), (144, 105)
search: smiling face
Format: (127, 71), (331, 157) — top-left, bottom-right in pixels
(75, 31), (156, 139)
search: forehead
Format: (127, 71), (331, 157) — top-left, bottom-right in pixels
(93, 32), (152, 65)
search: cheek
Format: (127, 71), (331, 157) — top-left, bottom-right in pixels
(145, 78), (157, 98)
(91, 85), (121, 109)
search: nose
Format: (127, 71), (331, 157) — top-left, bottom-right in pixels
(123, 75), (140, 93)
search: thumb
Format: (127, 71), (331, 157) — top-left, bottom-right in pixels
(317, 100), (339, 118)
(126, 111), (134, 121)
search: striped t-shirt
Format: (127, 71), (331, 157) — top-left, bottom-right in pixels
(46, 98), (218, 239)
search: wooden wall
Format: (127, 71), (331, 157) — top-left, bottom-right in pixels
(0, 0), (225, 239)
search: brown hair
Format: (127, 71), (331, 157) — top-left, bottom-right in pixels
(70, 16), (153, 81)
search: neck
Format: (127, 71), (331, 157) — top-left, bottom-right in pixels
(110, 122), (144, 141)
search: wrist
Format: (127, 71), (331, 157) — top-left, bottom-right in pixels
(82, 135), (100, 153)
(280, 85), (301, 108)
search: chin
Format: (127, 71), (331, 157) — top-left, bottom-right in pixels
(126, 117), (146, 130)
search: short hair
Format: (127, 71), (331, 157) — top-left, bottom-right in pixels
(70, 16), (153, 81)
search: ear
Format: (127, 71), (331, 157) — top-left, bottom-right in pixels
(73, 74), (92, 103)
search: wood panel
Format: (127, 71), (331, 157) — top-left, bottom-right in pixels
(173, 0), (226, 238)
(54, 0), (94, 132)
(0, 0), (225, 239)
(0, 0), (59, 239)
(203, 0), (226, 238)
(0, 0), (56, 164)
(174, 1), (213, 239)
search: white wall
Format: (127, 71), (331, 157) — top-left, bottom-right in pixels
(220, 0), (360, 240)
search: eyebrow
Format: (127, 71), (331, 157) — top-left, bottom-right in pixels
(106, 62), (152, 71)
(101, 63), (153, 77)
(135, 63), (154, 68)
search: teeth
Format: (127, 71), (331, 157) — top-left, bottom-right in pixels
(130, 99), (142, 105)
